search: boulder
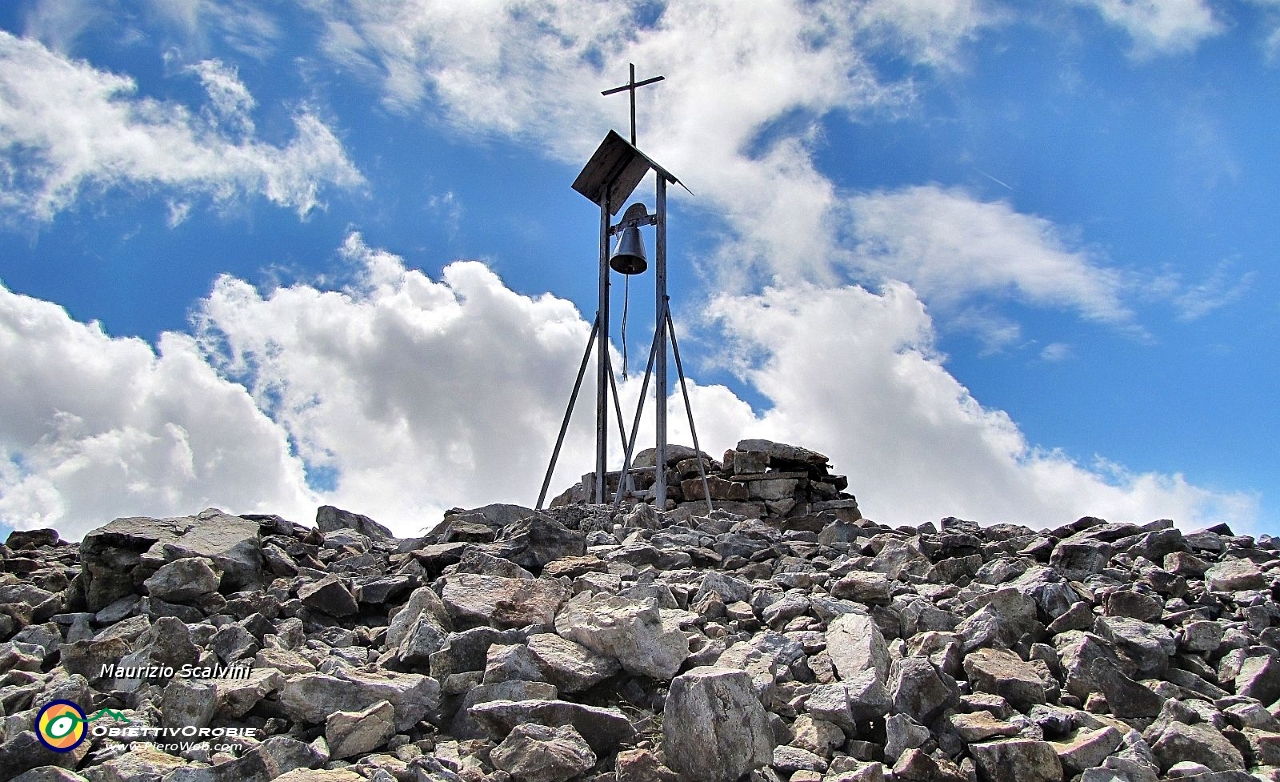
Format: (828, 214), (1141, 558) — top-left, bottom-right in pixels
(663, 667), (775, 782)
(554, 592), (688, 680)
(468, 699), (636, 755)
(79, 510), (263, 610)
(490, 723), (596, 782)
(326, 699), (396, 760)
(969, 739), (1063, 782)
(279, 668), (439, 731)
(442, 573), (568, 629)
(142, 557), (220, 602)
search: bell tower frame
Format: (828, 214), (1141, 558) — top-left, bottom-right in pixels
(535, 130), (712, 513)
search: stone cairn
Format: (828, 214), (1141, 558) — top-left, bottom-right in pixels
(0, 439), (1277, 782)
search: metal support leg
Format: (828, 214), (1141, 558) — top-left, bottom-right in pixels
(611, 322), (664, 512)
(537, 314), (600, 509)
(666, 306), (713, 514)
(604, 348), (635, 502)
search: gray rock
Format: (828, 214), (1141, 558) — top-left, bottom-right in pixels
(442, 573), (568, 629)
(214, 667), (283, 718)
(1104, 590), (1163, 623)
(1180, 620), (1224, 653)
(735, 438), (829, 465)
(889, 656), (959, 724)
(1050, 537), (1114, 580)
(483, 642), (547, 684)
(490, 723), (597, 782)
(209, 622), (258, 663)
(78, 744), (188, 780)
(1149, 721), (1245, 772)
(883, 713), (931, 764)
(1090, 657), (1166, 719)
(969, 739), (1064, 782)
(163, 749), (271, 782)
(142, 557), (220, 602)
(1056, 630), (1126, 700)
(79, 509), (263, 610)
(451, 680), (560, 739)
(789, 715), (845, 757)
(161, 679), (218, 729)
(963, 647), (1047, 710)
(257, 735), (326, 777)
(554, 592), (688, 680)
(1051, 726), (1124, 775)
(956, 588), (1038, 651)
(829, 571), (893, 605)
(494, 514), (586, 571)
(60, 636), (130, 683)
(1205, 559), (1267, 592)
(663, 667), (775, 782)
(826, 612), (890, 687)
(469, 699), (636, 755)
(387, 585), (453, 648)
(429, 626), (527, 682)
(525, 633), (621, 692)
(326, 699), (396, 760)
(12, 769), (89, 782)
(297, 576), (358, 617)
(772, 744), (828, 773)
(279, 668), (440, 731)
(1236, 654), (1280, 704)
(1095, 615), (1176, 676)
(316, 505), (394, 539)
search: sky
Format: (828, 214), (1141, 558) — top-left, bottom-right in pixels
(0, 0), (1276, 541)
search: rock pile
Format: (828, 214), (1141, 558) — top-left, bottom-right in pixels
(550, 440), (862, 524)
(0, 440), (1278, 782)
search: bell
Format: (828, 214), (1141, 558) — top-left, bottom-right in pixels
(609, 225), (647, 275)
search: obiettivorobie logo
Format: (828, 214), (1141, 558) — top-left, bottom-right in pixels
(35, 701), (130, 753)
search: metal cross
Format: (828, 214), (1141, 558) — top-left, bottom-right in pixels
(602, 63), (664, 147)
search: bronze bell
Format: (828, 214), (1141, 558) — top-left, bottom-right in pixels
(609, 203), (649, 275)
(609, 226), (647, 275)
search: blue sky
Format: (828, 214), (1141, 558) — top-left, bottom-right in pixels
(0, 0), (1275, 540)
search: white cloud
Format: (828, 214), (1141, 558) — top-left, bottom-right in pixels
(193, 233), (606, 532)
(1040, 342), (1073, 362)
(845, 185), (1133, 334)
(0, 238), (1257, 539)
(705, 281), (1257, 530)
(1073, 0), (1225, 57)
(0, 32), (363, 222)
(854, 0), (1000, 67)
(0, 283), (315, 540)
(144, 0), (282, 60)
(1146, 261), (1255, 321)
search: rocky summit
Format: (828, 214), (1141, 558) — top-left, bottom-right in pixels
(1, 439), (1279, 782)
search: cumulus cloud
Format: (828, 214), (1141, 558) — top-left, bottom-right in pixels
(1073, 0), (1225, 57)
(0, 236), (1255, 539)
(0, 283), (315, 540)
(705, 281), (1257, 530)
(0, 32), (363, 222)
(193, 233), (606, 531)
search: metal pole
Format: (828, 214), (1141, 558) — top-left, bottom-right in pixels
(613, 322), (664, 512)
(536, 315), (600, 510)
(596, 195), (610, 503)
(654, 176), (668, 509)
(667, 307), (714, 514)
(604, 347), (634, 500)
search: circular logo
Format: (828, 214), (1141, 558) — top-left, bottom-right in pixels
(35, 700), (87, 752)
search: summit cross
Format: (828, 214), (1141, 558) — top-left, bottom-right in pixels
(601, 63), (664, 147)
